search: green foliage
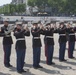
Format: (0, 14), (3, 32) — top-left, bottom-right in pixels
(28, 0), (76, 15)
(0, 4), (26, 15)
(0, 0), (76, 15)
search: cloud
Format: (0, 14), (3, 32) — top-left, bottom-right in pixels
(0, 0), (12, 6)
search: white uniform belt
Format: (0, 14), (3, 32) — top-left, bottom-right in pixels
(5, 35), (11, 37)
(59, 34), (66, 36)
(69, 34), (75, 36)
(46, 36), (53, 38)
(17, 38), (25, 41)
(33, 37), (40, 39)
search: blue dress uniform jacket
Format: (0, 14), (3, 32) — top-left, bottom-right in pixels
(14, 28), (30, 49)
(58, 28), (67, 43)
(66, 27), (75, 42)
(44, 28), (54, 45)
(0, 26), (13, 45)
(31, 27), (43, 47)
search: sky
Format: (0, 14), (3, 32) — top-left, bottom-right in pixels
(0, 0), (12, 6)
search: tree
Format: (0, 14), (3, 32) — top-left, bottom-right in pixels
(1, 0), (76, 16)
(15, 4), (26, 15)
(28, 0), (36, 7)
(63, 0), (76, 15)
(0, 4), (26, 15)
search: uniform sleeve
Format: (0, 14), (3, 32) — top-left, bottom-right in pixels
(65, 28), (69, 33)
(66, 28), (74, 33)
(40, 29), (44, 35)
(53, 28), (59, 33)
(14, 29), (24, 37)
(0, 27), (5, 37)
(43, 29), (48, 35)
(24, 30), (30, 36)
(43, 28), (53, 35)
(74, 27), (76, 32)
(31, 28), (41, 36)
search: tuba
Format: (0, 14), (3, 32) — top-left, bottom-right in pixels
(4, 24), (16, 36)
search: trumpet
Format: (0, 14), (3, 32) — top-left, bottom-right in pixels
(22, 24), (30, 31)
(40, 25), (45, 30)
(38, 23), (45, 30)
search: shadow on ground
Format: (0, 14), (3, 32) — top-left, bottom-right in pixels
(22, 71), (36, 75)
(64, 61), (76, 66)
(41, 60), (72, 70)
(9, 66), (16, 72)
(24, 63), (32, 68)
(38, 68), (60, 74)
(52, 64), (72, 70)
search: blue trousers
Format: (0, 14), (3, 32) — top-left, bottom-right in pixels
(16, 49), (26, 72)
(3, 45), (12, 66)
(46, 45), (54, 64)
(59, 42), (66, 60)
(68, 42), (75, 58)
(33, 47), (41, 67)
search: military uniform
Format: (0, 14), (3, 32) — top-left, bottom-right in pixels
(66, 27), (75, 58)
(44, 26), (55, 65)
(14, 24), (30, 73)
(55, 22), (67, 62)
(57, 26), (67, 61)
(31, 22), (43, 69)
(0, 25), (13, 67)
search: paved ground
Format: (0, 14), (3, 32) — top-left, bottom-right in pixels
(0, 30), (76, 75)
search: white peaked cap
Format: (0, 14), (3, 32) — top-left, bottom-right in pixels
(3, 18), (9, 22)
(16, 22), (22, 25)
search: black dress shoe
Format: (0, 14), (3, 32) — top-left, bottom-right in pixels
(72, 57), (75, 58)
(5, 64), (12, 68)
(5, 65), (10, 68)
(51, 62), (55, 65)
(59, 59), (67, 62)
(24, 62), (26, 64)
(63, 59), (67, 61)
(17, 71), (22, 74)
(69, 57), (75, 59)
(33, 66), (38, 69)
(47, 62), (55, 65)
(38, 65), (43, 68)
(9, 64), (13, 67)
(22, 69), (26, 73)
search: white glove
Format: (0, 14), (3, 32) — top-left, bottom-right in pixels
(4, 30), (11, 35)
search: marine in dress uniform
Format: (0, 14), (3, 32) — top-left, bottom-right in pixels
(31, 21), (43, 69)
(14, 22), (30, 73)
(0, 20), (13, 67)
(66, 23), (75, 59)
(44, 22), (55, 65)
(57, 22), (67, 62)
